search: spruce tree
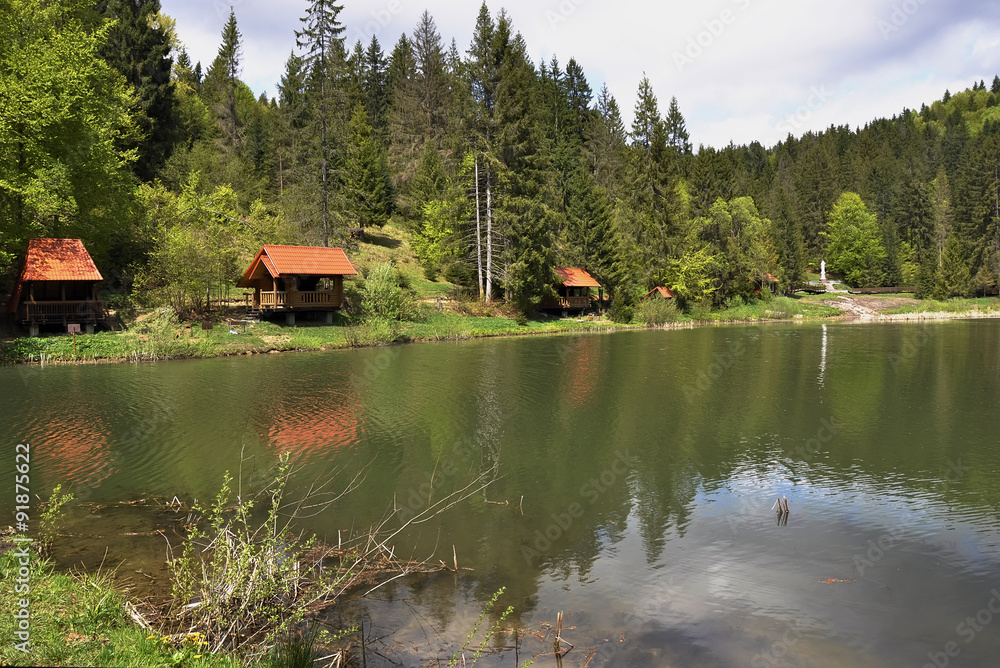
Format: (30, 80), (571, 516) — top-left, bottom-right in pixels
(98, 0), (178, 180)
(296, 0), (346, 246)
(204, 9), (243, 152)
(345, 103), (392, 229)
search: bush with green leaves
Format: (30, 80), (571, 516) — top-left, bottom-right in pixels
(637, 297), (680, 325)
(360, 262), (416, 322)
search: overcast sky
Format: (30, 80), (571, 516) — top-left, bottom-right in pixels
(161, 0), (1000, 149)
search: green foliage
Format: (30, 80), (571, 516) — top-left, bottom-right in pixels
(637, 296), (680, 325)
(826, 192), (888, 287)
(37, 484), (74, 557)
(0, 0), (139, 275)
(608, 293), (634, 323)
(168, 455), (325, 651)
(447, 587), (526, 668)
(0, 552), (240, 668)
(360, 262), (417, 321)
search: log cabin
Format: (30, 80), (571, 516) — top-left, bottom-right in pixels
(237, 245), (357, 325)
(6, 238), (106, 336)
(541, 268), (601, 314)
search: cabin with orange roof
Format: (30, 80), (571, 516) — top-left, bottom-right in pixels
(642, 286), (675, 300)
(541, 267), (601, 313)
(236, 245), (357, 324)
(6, 238), (107, 336)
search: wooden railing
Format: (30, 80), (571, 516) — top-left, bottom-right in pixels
(24, 301), (106, 322)
(255, 290), (342, 309)
(260, 291), (287, 308)
(559, 296), (592, 309)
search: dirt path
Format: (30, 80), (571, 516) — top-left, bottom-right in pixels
(825, 296), (881, 319)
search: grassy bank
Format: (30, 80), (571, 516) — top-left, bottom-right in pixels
(5, 294), (999, 366)
(0, 551), (240, 668)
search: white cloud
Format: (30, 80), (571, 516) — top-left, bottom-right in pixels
(160, 0), (1000, 148)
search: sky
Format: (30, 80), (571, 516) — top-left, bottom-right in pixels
(161, 0), (1000, 150)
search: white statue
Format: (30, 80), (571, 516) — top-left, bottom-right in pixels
(820, 260), (826, 282)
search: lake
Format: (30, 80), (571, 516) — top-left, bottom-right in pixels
(4, 320), (1000, 666)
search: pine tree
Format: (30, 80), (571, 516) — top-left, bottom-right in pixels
(362, 36), (389, 135)
(98, 0), (178, 180)
(664, 96), (691, 160)
(204, 8), (242, 151)
(344, 103), (392, 229)
(295, 0), (346, 246)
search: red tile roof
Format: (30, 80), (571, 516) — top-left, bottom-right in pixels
(237, 245), (357, 287)
(555, 267), (600, 288)
(643, 286), (675, 299)
(19, 238), (102, 281)
(7, 239), (102, 313)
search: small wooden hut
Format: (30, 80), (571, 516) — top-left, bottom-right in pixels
(642, 286), (675, 300)
(6, 238), (106, 336)
(237, 245), (357, 324)
(541, 268), (601, 313)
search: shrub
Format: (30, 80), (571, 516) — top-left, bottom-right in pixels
(360, 262), (416, 322)
(637, 297), (680, 325)
(608, 293), (634, 323)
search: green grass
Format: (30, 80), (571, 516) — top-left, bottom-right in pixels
(349, 221), (456, 300)
(686, 296), (839, 322)
(0, 551), (240, 668)
(878, 297), (1000, 315)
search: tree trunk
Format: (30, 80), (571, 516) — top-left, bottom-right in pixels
(485, 166), (493, 304)
(475, 157), (484, 299)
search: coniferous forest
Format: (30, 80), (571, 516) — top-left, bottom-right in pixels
(4, 0), (1000, 315)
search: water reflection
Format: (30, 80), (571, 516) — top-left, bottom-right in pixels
(3, 323), (1000, 666)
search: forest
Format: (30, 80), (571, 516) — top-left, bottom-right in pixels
(3, 0), (1000, 317)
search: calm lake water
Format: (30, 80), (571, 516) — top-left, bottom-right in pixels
(4, 321), (1000, 666)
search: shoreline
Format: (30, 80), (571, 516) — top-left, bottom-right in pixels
(4, 298), (1000, 368)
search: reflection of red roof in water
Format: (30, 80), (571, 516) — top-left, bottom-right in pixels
(267, 399), (362, 459)
(31, 413), (115, 488)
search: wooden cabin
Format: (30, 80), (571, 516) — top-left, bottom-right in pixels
(237, 245), (357, 324)
(643, 286), (675, 300)
(541, 268), (601, 313)
(6, 238), (106, 336)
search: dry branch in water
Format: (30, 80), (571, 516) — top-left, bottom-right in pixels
(165, 446), (501, 655)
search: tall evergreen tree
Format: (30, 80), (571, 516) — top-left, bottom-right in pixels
(204, 9), (242, 152)
(98, 0), (178, 180)
(295, 0), (346, 246)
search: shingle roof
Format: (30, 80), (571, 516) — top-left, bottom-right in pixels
(19, 238), (103, 281)
(237, 245), (357, 287)
(6, 238), (103, 314)
(643, 286), (675, 299)
(555, 267), (601, 288)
